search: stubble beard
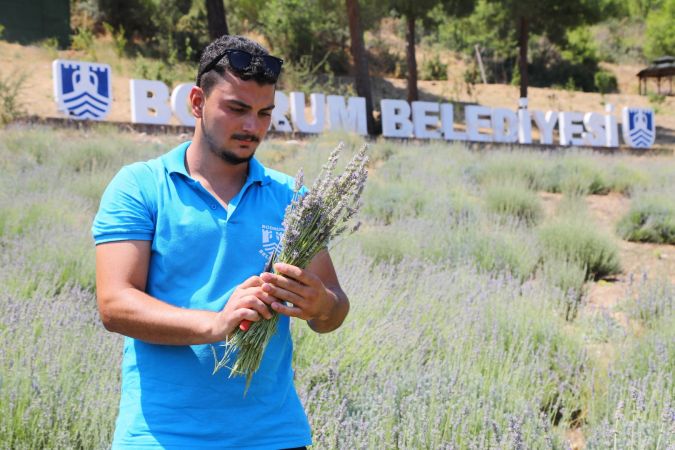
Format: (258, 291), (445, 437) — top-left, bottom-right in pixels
(201, 115), (256, 166)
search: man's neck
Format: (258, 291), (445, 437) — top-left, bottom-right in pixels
(184, 137), (249, 206)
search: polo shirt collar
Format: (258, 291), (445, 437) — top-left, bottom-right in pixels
(165, 141), (191, 176)
(246, 156), (269, 185)
(165, 141), (270, 186)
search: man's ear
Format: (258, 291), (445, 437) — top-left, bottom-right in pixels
(189, 86), (205, 119)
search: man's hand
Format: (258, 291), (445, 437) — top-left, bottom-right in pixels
(258, 250), (349, 333)
(260, 263), (337, 321)
(96, 241), (279, 345)
(212, 276), (278, 338)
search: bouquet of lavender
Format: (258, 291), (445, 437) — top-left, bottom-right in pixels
(212, 143), (368, 389)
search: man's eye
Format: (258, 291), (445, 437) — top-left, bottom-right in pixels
(229, 107), (245, 113)
(260, 112), (272, 117)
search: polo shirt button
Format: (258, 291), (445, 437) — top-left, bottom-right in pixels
(210, 204), (217, 210)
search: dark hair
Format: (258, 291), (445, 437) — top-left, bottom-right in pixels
(197, 35), (278, 95)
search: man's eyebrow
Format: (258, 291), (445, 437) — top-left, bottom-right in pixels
(225, 99), (275, 111)
(225, 99), (252, 109)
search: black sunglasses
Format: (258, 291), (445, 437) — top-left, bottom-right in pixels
(197, 49), (284, 86)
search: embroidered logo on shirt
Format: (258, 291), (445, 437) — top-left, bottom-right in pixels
(259, 224), (284, 260)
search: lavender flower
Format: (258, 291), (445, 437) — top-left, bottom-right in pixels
(213, 143), (369, 390)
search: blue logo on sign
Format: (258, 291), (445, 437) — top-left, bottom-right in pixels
(622, 107), (655, 148)
(53, 60), (112, 120)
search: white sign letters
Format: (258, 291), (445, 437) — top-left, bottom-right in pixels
(52, 60), (657, 149)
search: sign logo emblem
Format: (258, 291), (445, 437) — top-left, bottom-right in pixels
(52, 59), (112, 120)
(259, 224), (284, 260)
(622, 107), (655, 149)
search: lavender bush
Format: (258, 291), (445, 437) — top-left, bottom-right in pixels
(585, 307), (674, 448)
(293, 251), (590, 448)
(1, 124), (673, 448)
(484, 180), (544, 226)
(617, 186), (675, 244)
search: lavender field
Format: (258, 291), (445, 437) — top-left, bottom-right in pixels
(0, 125), (673, 449)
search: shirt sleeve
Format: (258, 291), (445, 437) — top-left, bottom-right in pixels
(92, 162), (157, 244)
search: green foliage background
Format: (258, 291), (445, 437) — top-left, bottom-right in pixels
(67, 0), (674, 93)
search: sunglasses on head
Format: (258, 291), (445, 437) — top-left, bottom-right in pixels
(197, 49), (284, 86)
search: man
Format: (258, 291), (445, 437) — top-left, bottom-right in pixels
(93, 35), (349, 449)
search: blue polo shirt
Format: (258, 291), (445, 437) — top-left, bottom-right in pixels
(92, 141), (311, 449)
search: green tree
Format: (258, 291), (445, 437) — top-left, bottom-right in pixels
(389, 0), (473, 102)
(206, 0), (229, 39)
(96, 0), (210, 61)
(97, 0), (159, 38)
(645, 0), (675, 59)
(345, 0), (376, 134)
(389, 0), (438, 102)
(256, 0), (350, 73)
(487, 0), (602, 98)
(626, 0), (664, 18)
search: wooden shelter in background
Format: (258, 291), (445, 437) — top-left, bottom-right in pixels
(638, 56), (675, 96)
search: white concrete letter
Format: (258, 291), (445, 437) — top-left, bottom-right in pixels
(583, 112), (605, 147)
(559, 112), (585, 146)
(381, 99), (413, 138)
(532, 111), (558, 145)
(412, 101), (441, 140)
(604, 103), (619, 147)
(465, 105), (492, 142)
(440, 103), (467, 141)
(492, 107), (519, 143)
(130, 79), (172, 125)
(290, 92), (325, 134)
(170, 83), (195, 127)
(518, 98), (532, 144)
(326, 95), (367, 135)
(270, 91), (292, 132)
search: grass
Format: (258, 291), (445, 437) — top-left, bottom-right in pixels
(471, 152), (546, 190)
(619, 278), (674, 329)
(294, 254), (589, 448)
(469, 148), (666, 198)
(607, 163), (650, 196)
(538, 195), (622, 281)
(584, 312), (674, 448)
(0, 69), (26, 125)
(0, 124), (673, 448)
(539, 256), (588, 321)
(484, 180), (544, 225)
(617, 190), (675, 244)
(542, 156), (611, 196)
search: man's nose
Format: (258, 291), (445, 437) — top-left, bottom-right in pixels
(242, 114), (262, 133)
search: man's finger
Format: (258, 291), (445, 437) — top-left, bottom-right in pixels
(239, 275), (263, 289)
(271, 301), (303, 319)
(238, 286), (279, 305)
(242, 295), (274, 320)
(261, 272), (309, 297)
(262, 282), (305, 306)
(272, 263), (316, 285)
